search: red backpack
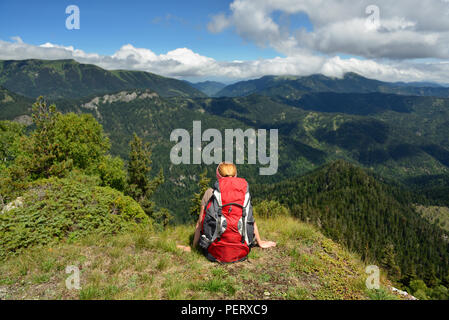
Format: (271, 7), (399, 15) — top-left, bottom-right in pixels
(199, 177), (255, 263)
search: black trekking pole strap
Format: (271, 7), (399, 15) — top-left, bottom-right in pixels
(241, 208), (247, 244)
(216, 206), (222, 242)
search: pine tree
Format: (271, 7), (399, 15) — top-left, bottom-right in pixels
(126, 133), (164, 218)
(380, 244), (402, 279)
(153, 208), (173, 228)
(25, 97), (70, 178)
(400, 263), (417, 287)
(424, 265), (440, 288)
(189, 169), (211, 221)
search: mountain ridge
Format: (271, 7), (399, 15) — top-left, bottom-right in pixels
(0, 59), (206, 99)
(216, 72), (449, 98)
(188, 80), (227, 96)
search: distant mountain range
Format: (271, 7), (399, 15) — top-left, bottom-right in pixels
(3, 58), (449, 101)
(215, 73), (449, 99)
(0, 59), (206, 99)
(188, 81), (227, 96)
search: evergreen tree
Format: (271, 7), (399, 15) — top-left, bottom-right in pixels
(126, 133), (164, 219)
(22, 97), (69, 178)
(189, 169), (211, 221)
(153, 208), (173, 228)
(400, 263), (417, 287)
(380, 244), (402, 279)
(424, 265), (440, 288)
(443, 272), (449, 288)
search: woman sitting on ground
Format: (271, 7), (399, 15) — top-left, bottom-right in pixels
(189, 162), (276, 252)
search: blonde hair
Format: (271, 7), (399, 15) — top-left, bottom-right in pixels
(218, 162), (237, 177)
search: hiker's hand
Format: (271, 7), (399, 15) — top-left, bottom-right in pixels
(258, 240), (276, 249)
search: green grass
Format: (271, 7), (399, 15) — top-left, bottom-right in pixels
(0, 216), (400, 300)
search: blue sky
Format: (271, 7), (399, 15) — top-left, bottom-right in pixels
(0, 0), (288, 61)
(1, 0), (449, 83)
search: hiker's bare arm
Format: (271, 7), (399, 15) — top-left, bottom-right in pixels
(192, 206), (205, 248)
(176, 206), (203, 252)
(254, 222), (276, 249)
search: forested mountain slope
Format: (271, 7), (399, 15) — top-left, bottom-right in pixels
(253, 161), (449, 289)
(216, 73), (449, 98)
(2, 87), (449, 220)
(0, 59), (205, 99)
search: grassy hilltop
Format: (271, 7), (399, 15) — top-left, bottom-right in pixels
(0, 214), (397, 300)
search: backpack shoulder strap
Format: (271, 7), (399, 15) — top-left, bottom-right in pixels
(212, 180), (222, 208)
(213, 189), (222, 208)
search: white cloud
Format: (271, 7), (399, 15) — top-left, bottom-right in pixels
(210, 0), (449, 59)
(2, 38), (449, 84)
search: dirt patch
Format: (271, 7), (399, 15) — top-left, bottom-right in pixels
(222, 247), (297, 300)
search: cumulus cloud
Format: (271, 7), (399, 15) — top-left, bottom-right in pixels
(2, 38), (449, 83)
(210, 0), (449, 59)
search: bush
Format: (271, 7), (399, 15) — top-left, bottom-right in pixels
(0, 176), (151, 259)
(51, 112), (110, 170)
(0, 120), (24, 166)
(409, 280), (430, 300)
(12, 99), (110, 180)
(430, 285), (449, 300)
(253, 200), (290, 219)
(94, 155), (127, 191)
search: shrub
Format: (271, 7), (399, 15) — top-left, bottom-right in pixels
(430, 285), (449, 300)
(12, 98), (110, 180)
(253, 200), (290, 219)
(409, 280), (430, 300)
(0, 120), (24, 166)
(94, 155), (127, 191)
(0, 176), (151, 259)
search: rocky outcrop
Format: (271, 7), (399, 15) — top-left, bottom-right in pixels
(13, 115), (33, 126)
(80, 90), (159, 120)
(391, 287), (418, 300)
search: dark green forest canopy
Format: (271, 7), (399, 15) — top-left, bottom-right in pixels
(253, 161), (449, 287)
